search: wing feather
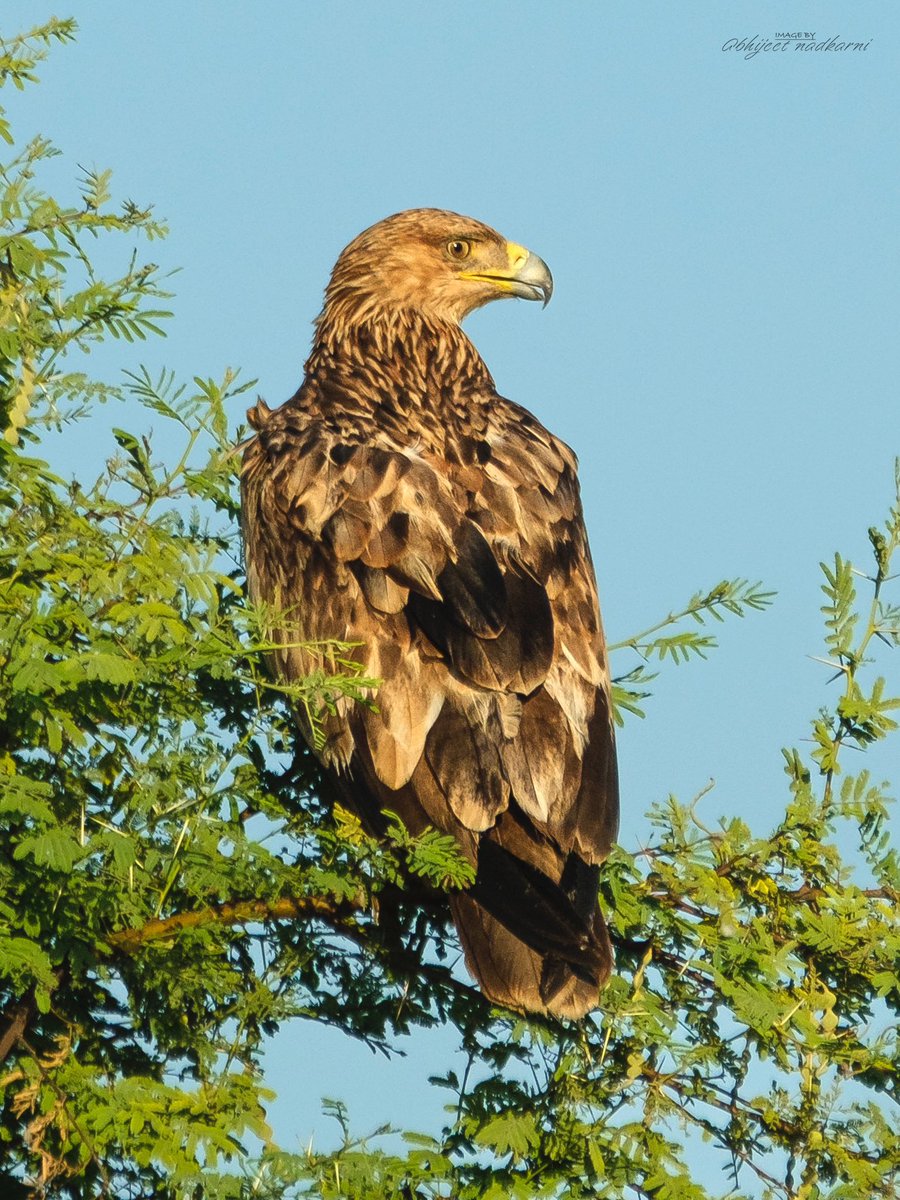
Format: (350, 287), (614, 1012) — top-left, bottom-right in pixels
(423, 705), (509, 831)
(498, 690), (582, 827)
(362, 654), (445, 789)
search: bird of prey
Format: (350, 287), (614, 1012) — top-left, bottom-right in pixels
(240, 209), (618, 1019)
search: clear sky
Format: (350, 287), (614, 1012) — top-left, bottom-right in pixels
(3, 0), (898, 1171)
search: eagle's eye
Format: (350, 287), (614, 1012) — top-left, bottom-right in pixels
(446, 239), (471, 261)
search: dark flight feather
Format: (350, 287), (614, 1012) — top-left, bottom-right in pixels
(240, 208), (619, 1019)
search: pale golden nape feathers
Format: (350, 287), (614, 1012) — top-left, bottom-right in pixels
(241, 209), (618, 1019)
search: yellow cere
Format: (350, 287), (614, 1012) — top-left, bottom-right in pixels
(505, 242), (528, 271)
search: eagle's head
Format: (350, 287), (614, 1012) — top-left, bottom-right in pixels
(319, 208), (553, 331)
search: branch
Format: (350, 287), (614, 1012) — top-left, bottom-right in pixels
(1, 966), (67, 1064)
(107, 893), (364, 954)
(107, 891), (493, 1014)
(0, 998), (33, 1064)
(608, 580), (774, 656)
(18, 1032), (110, 1194)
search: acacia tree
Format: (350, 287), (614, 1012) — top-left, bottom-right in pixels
(1, 21), (898, 1200)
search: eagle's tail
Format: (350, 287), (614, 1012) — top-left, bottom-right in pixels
(451, 819), (613, 1020)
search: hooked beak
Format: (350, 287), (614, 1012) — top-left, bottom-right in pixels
(506, 249), (553, 307)
(462, 242), (554, 307)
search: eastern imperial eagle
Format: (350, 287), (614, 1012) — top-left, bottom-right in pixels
(240, 209), (619, 1019)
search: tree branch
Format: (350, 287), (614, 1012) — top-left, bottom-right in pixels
(0, 997), (33, 1064)
(106, 891), (491, 1014)
(107, 893), (364, 954)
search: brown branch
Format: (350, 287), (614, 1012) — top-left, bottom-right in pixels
(658, 1071), (798, 1143)
(18, 1033), (111, 1196)
(0, 967), (66, 1064)
(0, 960), (70, 1065)
(655, 1069), (882, 1169)
(0, 997), (33, 1064)
(107, 893), (364, 954)
(107, 890), (490, 1014)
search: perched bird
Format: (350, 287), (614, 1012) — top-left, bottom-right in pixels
(240, 209), (619, 1019)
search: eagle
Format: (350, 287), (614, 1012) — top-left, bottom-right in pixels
(240, 209), (619, 1019)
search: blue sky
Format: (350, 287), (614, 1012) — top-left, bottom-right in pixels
(3, 0), (898, 1168)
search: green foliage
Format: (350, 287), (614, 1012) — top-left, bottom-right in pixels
(0, 19), (77, 146)
(383, 812), (476, 890)
(610, 580), (775, 722)
(1, 23), (897, 1200)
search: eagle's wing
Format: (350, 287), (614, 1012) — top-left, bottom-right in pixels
(241, 395), (618, 1017)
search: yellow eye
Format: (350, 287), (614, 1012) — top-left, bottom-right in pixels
(447, 239), (471, 260)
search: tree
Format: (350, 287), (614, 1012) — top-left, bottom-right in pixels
(1, 20), (897, 1200)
